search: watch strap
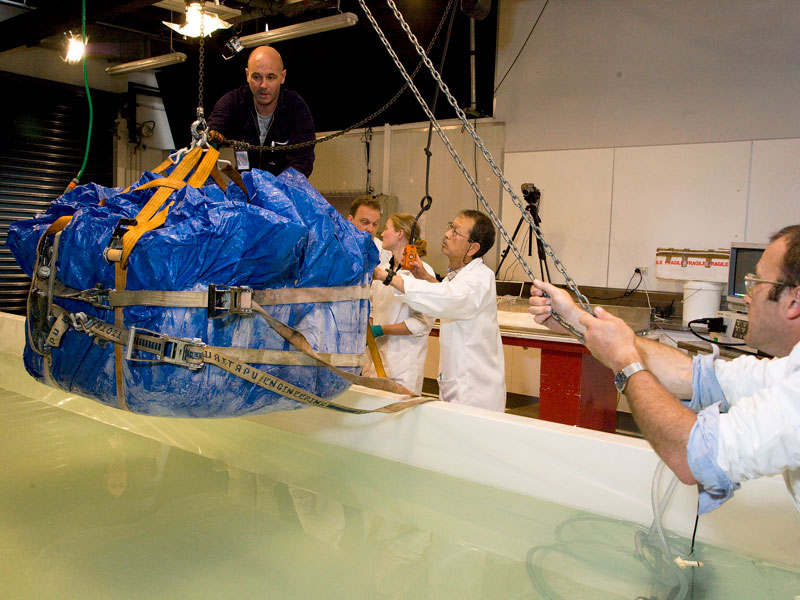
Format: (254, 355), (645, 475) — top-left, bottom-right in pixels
(615, 361), (647, 394)
(621, 362), (646, 378)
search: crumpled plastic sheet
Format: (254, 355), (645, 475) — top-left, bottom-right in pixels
(6, 166), (379, 417)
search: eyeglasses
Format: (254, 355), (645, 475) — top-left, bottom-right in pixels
(446, 221), (472, 242)
(743, 273), (787, 296)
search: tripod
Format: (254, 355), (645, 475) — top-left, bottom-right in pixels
(495, 184), (551, 282)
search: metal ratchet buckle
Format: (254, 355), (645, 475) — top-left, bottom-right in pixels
(77, 285), (110, 309)
(207, 284), (253, 319)
(125, 326), (205, 370)
(103, 217), (137, 264)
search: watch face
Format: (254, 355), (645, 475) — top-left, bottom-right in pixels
(614, 371), (627, 393)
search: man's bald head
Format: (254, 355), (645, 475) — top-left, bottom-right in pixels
(248, 45), (284, 71)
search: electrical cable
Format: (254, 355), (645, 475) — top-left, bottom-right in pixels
(688, 508), (700, 600)
(640, 272), (681, 345)
(500, 227), (529, 283)
(493, 0), (550, 95)
(65, 0), (93, 194)
(585, 269), (643, 301)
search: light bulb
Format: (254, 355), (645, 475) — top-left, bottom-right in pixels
(65, 33), (86, 64)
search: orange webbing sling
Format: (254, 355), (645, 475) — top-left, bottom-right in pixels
(110, 146), (218, 409)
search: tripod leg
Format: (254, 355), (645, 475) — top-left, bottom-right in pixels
(495, 214), (526, 276)
(537, 237), (550, 282)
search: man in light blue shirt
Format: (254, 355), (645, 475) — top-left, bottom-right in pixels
(528, 225), (800, 513)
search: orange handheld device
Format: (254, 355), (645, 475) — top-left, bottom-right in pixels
(401, 244), (418, 270)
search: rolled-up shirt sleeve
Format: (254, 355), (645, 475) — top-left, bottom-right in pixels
(688, 346), (729, 412)
(687, 404), (741, 514)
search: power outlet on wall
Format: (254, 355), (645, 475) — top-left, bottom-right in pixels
(635, 266), (648, 276)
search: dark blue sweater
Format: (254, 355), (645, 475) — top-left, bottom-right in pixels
(207, 85), (315, 177)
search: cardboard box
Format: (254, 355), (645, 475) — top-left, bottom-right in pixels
(655, 247), (729, 282)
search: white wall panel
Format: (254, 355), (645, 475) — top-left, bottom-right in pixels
(610, 142), (751, 291)
(500, 149), (614, 287)
(307, 137), (336, 189)
(496, 0), (800, 152)
(748, 139), (800, 242)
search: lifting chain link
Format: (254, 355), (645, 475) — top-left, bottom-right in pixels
(358, 0), (594, 342)
(190, 8), (208, 148)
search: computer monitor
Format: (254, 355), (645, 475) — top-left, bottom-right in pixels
(726, 242), (768, 310)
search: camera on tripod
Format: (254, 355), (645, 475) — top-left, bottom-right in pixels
(521, 183), (541, 211)
(495, 182), (549, 281)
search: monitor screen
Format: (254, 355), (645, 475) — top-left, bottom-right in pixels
(727, 242), (768, 308)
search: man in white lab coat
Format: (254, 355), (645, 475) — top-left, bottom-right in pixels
(528, 224), (800, 513)
(373, 210), (506, 412)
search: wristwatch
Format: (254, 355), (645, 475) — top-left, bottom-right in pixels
(614, 362), (647, 394)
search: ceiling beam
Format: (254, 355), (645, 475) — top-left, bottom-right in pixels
(0, 0), (156, 54)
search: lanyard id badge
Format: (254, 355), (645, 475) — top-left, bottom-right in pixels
(235, 150), (250, 171)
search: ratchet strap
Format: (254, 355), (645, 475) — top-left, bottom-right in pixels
(48, 305), (426, 415)
(104, 285), (370, 309)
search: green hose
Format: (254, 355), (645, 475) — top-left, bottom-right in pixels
(70, 0), (93, 190)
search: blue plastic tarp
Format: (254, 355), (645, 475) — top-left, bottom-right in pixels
(7, 166), (379, 417)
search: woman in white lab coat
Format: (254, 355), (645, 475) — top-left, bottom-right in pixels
(373, 210), (506, 412)
(363, 213), (436, 395)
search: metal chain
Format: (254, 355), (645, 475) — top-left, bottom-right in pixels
(211, 0), (458, 154)
(198, 21), (205, 118)
(359, 0), (592, 341)
(189, 6), (208, 147)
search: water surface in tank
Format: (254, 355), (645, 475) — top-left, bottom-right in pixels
(2, 388), (798, 599)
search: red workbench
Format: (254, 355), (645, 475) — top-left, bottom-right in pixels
(430, 326), (618, 433)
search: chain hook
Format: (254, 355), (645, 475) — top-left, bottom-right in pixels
(190, 111), (208, 149)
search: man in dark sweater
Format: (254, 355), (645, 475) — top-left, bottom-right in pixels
(207, 45), (316, 177)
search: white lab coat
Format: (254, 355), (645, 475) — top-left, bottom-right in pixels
(374, 237), (391, 264)
(363, 258), (436, 394)
(396, 258), (506, 412)
(713, 340), (800, 510)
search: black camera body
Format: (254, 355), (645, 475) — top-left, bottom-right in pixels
(521, 183), (541, 211)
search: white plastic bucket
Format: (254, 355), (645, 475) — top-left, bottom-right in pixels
(682, 280), (724, 325)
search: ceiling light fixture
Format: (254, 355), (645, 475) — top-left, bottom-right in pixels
(64, 31), (86, 64)
(105, 52), (188, 76)
(163, 2), (232, 38)
(154, 0), (241, 21)
(237, 12), (358, 48)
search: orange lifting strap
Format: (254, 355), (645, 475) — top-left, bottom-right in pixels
(111, 146), (221, 409)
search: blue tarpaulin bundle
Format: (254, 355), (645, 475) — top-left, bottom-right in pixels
(7, 158), (380, 418)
